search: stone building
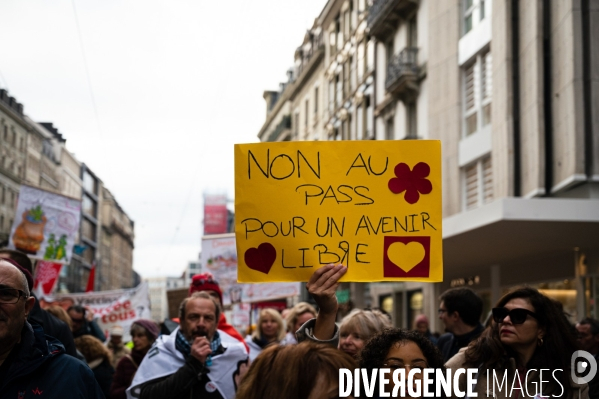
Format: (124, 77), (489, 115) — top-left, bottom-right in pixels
(321, 0), (375, 142)
(259, 25), (325, 143)
(24, 120), (78, 198)
(428, 0), (599, 331)
(0, 86), (135, 293)
(259, 0), (599, 329)
(100, 187), (135, 290)
(0, 90), (28, 245)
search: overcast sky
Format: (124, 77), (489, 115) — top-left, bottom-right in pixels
(0, 0), (327, 278)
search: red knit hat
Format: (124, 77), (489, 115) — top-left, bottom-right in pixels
(189, 273), (223, 304)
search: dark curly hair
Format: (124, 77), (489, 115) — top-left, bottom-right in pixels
(358, 328), (445, 396)
(464, 287), (578, 391)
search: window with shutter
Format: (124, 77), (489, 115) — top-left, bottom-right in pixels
(463, 49), (491, 136)
(481, 52), (492, 126)
(463, 0), (486, 36)
(482, 156), (493, 203)
(463, 156), (493, 210)
(465, 163), (479, 210)
(464, 62), (477, 136)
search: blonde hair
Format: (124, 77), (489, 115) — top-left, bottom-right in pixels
(74, 335), (112, 364)
(252, 308), (285, 341)
(285, 302), (317, 332)
(338, 309), (391, 342)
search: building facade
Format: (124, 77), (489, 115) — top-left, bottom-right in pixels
(0, 90), (28, 245)
(145, 275), (186, 323)
(100, 187), (135, 291)
(0, 86), (135, 294)
(258, 0), (599, 331)
(429, 0), (599, 331)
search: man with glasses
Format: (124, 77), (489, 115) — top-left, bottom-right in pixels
(436, 287), (484, 362)
(0, 248), (77, 357)
(67, 304), (106, 341)
(577, 317), (599, 399)
(0, 259), (104, 397)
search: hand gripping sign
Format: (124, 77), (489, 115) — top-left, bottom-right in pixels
(234, 140), (442, 283)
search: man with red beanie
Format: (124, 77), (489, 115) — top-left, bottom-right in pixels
(189, 273), (248, 352)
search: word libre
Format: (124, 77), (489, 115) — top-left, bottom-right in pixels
(234, 140), (442, 283)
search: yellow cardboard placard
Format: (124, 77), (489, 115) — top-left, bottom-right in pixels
(234, 140), (442, 282)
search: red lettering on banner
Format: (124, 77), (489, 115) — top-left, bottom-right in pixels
(101, 309), (136, 324)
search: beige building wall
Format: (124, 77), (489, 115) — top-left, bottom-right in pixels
(24, 122), (43, 188)
(24, 119), (80, 199)
(100, 187), (135, 291)
(259, 97), (292, 143)
(0, 91), (28, 243)
(428, 0), (461, 217)
(257, 0), (599, 327)
(517, 0), (545, 198)
(550, 0), (586, 192)
(289, 28), (325, 142)
(59, 148), (82, 200)
(321, 0), (375, 143)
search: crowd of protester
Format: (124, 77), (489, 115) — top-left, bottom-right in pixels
(0, 253), (595, 398)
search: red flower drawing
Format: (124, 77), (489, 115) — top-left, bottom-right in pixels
(388, 162), (432, 204)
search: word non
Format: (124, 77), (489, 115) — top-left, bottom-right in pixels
(247, 149), (320, 180)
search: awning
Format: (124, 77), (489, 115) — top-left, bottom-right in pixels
(442, 198), (599, 276)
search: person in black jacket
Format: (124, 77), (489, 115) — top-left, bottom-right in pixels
(68, 304), (106, 341)
(0, 248), (78, 357)
(436, 287), (484, 362)
(75, 335), (115, 398)
(127, 291), (248, 399)
(0, 259), (104, 398)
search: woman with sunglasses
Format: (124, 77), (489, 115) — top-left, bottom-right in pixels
(359, 328), (446, 398)
(446, 287), (587, 398)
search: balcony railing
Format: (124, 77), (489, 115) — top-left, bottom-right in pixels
(367, 0), (419, 41)
(268, 115), (292, 142)
(385, 47), (420, 101)
(294, 30), (324, 82)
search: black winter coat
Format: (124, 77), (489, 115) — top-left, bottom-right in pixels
(0, 322), (105, 399)
(28, 294), (77, 357)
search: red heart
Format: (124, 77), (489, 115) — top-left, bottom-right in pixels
(244, 243), (276, 274)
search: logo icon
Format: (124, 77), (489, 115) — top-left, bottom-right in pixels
(571, 350), (598, 384)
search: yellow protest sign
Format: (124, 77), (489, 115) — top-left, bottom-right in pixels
(234, 140), (442, 282)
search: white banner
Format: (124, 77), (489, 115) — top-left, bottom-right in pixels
(201, 234), (300, 306)
(54, 282), (151, 341)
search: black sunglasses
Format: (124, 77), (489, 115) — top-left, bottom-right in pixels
(492, 307), (537, 325)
